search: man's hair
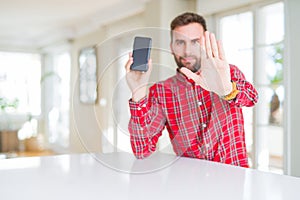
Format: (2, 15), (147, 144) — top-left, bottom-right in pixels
(170, 12), (207, 31)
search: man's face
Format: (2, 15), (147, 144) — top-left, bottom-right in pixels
(171, 23), (204, 73)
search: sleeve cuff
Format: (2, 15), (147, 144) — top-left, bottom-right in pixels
(129, 96), (149, 117)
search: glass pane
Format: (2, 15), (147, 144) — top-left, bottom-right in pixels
(256, 125), (283, 173)
(47, 53), (71, 148)
(255, 2), (284, 174)
(256, 44), (283, 86)
(220, 12), (253, 82)
(220, 12), (253, 49)
(219, 11), (254, 166)
(256, 84), (284, 173)
(243, 106), (253, 166)
(256, 86), (284, 126)
(0, 52), (41, 115)
(79, 47), (97, 104)
(258, 2), (284, 45)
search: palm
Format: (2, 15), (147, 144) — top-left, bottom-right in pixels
(124, 54), (152, 101)
(181, 32), (232, 96)
(126, 70), (151, 92)
(197, 57), (231, 95)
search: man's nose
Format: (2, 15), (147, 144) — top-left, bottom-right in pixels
(184, 42), (191, 56)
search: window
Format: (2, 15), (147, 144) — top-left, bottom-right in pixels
(218, 1), (284, 173)
(44, 52), (71, 148)
(0, 52), (41, 115)
(0, 52), (41, 131)
(219, 11), (255, 167)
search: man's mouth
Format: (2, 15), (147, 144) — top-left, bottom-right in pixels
(182, 57), (195, 64)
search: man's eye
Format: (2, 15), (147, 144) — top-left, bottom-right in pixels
(191, 40), (199, 45)
(176, 41), (184, 45)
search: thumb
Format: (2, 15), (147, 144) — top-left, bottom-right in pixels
(180, 67), (200, 82)
(148, 58), (152, 73)
(180, 67), (210, 91)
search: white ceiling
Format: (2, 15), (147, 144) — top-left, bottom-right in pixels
(0, 0), (147, 51)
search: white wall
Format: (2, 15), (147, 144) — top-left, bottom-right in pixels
(69, 13), (145, 153)
(284, 0), (300, 177)
(197, 0), (268, 15)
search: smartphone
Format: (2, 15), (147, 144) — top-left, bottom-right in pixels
(130, 36), (152, 72)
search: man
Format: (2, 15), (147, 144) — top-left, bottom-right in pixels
(125, 12), (258, 167)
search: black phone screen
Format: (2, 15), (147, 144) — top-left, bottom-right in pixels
(130, 36), (152, 72)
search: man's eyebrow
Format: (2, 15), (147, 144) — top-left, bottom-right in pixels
(174, 39), (185, 42)
(174, 38), (200, 42)
(191, 38), (200, 42)
(173, 38), (201, 44)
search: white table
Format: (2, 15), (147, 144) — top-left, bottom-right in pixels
(0, 152), (299, 200)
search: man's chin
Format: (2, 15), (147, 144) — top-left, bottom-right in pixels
(174, 56), (200, 72)
(183, 63), (199, 73)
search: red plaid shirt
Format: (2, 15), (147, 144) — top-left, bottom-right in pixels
(128, 64), (258, 167)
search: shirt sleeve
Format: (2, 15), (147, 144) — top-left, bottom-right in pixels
(128, 84), (166, 159)
(228, 64), (259, 107)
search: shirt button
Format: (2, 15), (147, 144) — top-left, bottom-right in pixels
(142, 104), (146, 107)
(137, 107), (141, 110)
(201, 146), (206, 153)
(202, 123), (207, 128)
(198, 101), (202, 106)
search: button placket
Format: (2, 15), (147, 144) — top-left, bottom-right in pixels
(201, 145), (206, 154)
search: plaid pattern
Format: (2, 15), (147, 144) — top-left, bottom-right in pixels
(128, 64), (258, 167)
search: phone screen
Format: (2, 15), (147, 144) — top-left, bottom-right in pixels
(130, 36), (152, 72)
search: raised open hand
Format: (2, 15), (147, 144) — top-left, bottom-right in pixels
(180, 31), (232, 96)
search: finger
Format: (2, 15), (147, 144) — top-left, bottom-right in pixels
(199, 35), (206, 60)
(200, 34), (205, 46)
(205, 31), (212, 58)
(147, 58), (153, 74)
(210, 33), (219, 58)
(217, 40), (226, 60)
(125, 53), (133, 73)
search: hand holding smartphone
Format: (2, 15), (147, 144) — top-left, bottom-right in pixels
(130, 36), (152, 72)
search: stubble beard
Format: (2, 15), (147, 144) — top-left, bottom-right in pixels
(174, 55), (201, 73)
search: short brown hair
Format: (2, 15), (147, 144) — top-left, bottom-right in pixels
(170, 12), (207, 31)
